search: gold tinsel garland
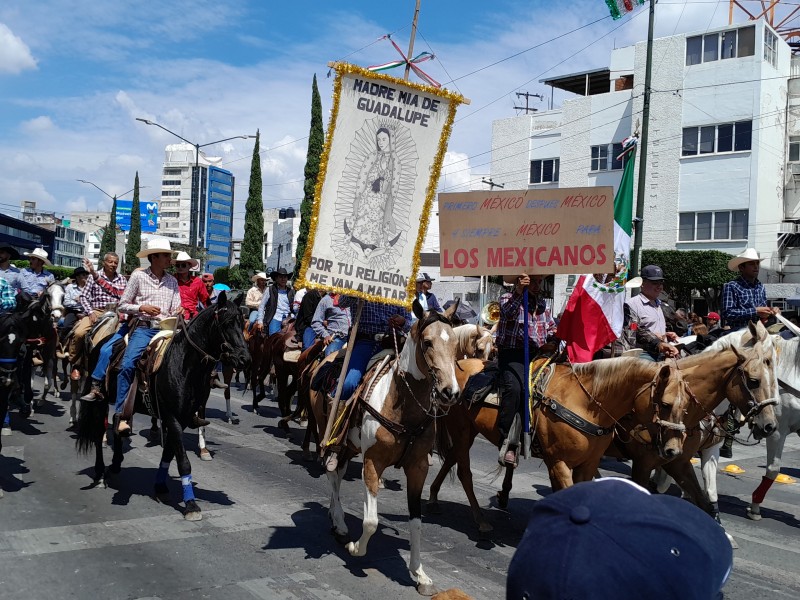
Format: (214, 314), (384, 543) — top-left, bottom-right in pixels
(295, 62), (466, 308)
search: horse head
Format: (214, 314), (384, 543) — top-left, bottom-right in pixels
(406, 298), (460, 407)
(209, 291), (251, 372)
(0, 313), (25, 387)
(46, 279), (67, 322)
(646, 361), (693, 460)
(22, 292), (53, 340)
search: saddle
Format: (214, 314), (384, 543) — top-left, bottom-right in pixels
(283, 334), (304, 363)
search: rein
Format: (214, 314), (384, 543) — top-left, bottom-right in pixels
(722, 353), (779, 420)
(393, 320), (450, 419)
(176, 310), (232, 364)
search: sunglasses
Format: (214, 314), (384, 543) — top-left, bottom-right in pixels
(175, 262), (189, 268)
(151, 253), (172, 259)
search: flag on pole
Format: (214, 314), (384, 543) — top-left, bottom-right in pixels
(605, 0), (646, 20)
(558, 137), (638, 362)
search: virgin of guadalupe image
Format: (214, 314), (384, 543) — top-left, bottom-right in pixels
(333, 119), (418, 271)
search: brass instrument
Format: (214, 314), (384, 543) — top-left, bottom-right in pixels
(481, 301), (501, 326)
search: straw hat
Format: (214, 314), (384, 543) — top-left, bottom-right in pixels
(727, 248), (764, 272)
(136, 238), (174, 259)
(171, 251), (199, 270)
(0, 245), (20, 260)
(24, 247), (52, 266)
(251, 271), (268, 283)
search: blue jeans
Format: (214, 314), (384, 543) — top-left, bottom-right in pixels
(91, 323), (130, 382)
(248, 310), (258, 325)
(302, 327), (316, 350)
(268, 319), (282, 336)
(325, 337), (346, 357)
(340, 339), (381, 400)
(115, 327), (158, 413)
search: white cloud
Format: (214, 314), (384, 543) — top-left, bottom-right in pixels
(0, 178), (55, 207)
(20, 115), (54, 133)
(0, 23), (37, 74)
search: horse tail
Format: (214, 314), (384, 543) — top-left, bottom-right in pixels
(75, 399), (107, 455)
(433, 419), (452, 462)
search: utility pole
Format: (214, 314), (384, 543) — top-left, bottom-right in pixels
(482, 177), (505, 190)
(514, 91), (543, 114)
(631, 0), (655, 278)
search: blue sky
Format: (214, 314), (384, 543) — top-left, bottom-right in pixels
(0, 1), (732, 236)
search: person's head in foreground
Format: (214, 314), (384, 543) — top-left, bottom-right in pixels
(506, 478), (732, 600)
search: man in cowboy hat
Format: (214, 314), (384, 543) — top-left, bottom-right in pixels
(245, 271), (268, 328)
(255, 267), (295, 336)
(172, 251), (208, 320)
(105, 238), (183, 435)
(722, 248), (775, 331)
(60, 266), (90, 332)
(0, 244), (24, 294)
(623, 265), (680, 361)
(21, 247), (54, 296)
(415, 272), (441, 313)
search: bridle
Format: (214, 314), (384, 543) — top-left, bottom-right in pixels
(723, 351), (778, 421)
(178, 303), (240, 365)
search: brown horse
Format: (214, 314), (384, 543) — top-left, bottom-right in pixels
(248, 320), (295, 413)
(428, 356), (692, 533)
(612, 321), (779, 519)
(309, 302), (460, 596)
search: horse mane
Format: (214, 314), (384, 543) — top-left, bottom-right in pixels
(569, 357), (658, 398)
(416, 309), (451, 335)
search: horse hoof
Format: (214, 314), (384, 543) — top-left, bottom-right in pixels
(478, 521), (494, 535)
(378, 478), (385, 489)
(746, 507), (762, 521)
(184, 510), (202, 521)
(303, 450), (314, 462)
(94, 479), (107, 489)
(148, 428), (160, 443)
(417, 583), (438, 597)
(278, 420), (290, 433)
(331, 529), (350, 545)
(496, 491), (509, 510)
(426, 501), (441, 515)
(199, 448), (213, 462)
(230, 416), (240, 425)
(1, 426), (11, 437)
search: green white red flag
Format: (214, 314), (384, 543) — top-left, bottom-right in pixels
(606, 0), (645, 20)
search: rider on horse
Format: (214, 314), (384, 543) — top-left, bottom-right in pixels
(0, 245), (24, 294)
(254, 267), (295, 336)
(245, 272), (268, 330)
(311, 292), (351, 357)
(173, 251), (208, 320)
(61, 266), (89, 334)
(21, 248), (54, 296)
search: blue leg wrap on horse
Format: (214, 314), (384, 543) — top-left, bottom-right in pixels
(3, 412), (9, 426)
(156, 461), (169, 485)
(181, 475), (195, 502)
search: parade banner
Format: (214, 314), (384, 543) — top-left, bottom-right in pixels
(438, 187), (615, 276)
(296, 63), (466, 307)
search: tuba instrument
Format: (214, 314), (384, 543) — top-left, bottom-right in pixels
(481, 301), (501, 326)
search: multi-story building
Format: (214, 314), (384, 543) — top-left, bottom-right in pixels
(264, 208), (299, 272)
(491, 18), (797, 310)
(54, 224), (86, 268)
(206, 166), (235, 272)
(229, 239), (242, 267)
(0, 213), (55, 257)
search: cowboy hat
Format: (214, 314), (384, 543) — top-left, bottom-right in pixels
(71, 266), (89, 278)
(251, 271), (268, 283)
(136, 238), (175, 259)
(727, 248), (764, 272)
(0, 244), (20, 260)
(24, 247), (52, 266)
(171, 251), (199, 270)
(416, 272), (435, 283)
(269, 267), (292, 279)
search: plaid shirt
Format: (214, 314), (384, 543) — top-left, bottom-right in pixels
(722, 276), (766, 329)
(338, 296), (411, 336)
(532, 309), (556, 346)
(0, 265), (24, 293)
(0, 277), (15, 312)
(80, 270), (127, 314)
(495, 291), (538, 350)
(119, 268), (182, 324)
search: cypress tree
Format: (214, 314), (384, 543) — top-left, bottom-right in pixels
(125, 171), (142, 273)
(240, 130), (264, 275)
(99, 195), (118, 267)
(295, 74), (324, 275)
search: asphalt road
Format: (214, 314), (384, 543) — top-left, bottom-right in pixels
(1, 376), (799, 600)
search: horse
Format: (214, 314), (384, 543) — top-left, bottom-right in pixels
(452, 323), (493, 360)
(75, 292), (250, 520)
(615, 321), (779, 525)
(427, 356), (692, 533)
(309, 301), (460, 596)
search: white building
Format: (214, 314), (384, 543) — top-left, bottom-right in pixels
(263, 208), (299, 272)
(492, 19), (795, 311)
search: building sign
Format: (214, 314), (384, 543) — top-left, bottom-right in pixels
(438, 187), (614, 275)
(295, 63), (466, 307)
(116, 200), (159, 233)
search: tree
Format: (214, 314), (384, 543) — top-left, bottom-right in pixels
(295, 75), (325, 275)
(213, 265), (250, 290)
(98, 196), (118, 267)
(125, 171), (142, 274)
(240, 130), (264, 275)
(641, 249), (737, 311)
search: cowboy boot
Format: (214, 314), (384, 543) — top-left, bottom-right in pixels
(498, 414), (523, 467)
(720, 410), (736, 459)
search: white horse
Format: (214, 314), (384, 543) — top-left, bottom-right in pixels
(452, 323), (493, 360)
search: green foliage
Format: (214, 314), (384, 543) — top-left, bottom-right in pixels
(12, 260), (74, 281)
(642, 249), (737, 310)
(125, 172), (142, 274)
(295, 75), (324, 275)
(98, 196), (118, 267)
(240, 131), (264, 274)
(213, 265), (250, 291)
(170, 242), (208, 266)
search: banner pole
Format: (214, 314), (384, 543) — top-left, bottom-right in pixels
(523, 288), (530, 434)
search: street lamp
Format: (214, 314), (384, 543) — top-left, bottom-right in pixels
(135, 118), (255, 255)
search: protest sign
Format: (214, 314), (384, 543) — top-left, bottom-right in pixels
(438, 187), (615, 276)
(295, 63), (466, 307)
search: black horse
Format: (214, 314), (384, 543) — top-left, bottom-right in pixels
(75, 292), (250, 520)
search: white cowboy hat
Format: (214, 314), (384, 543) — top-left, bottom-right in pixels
(24, 247), (52, 266)
(727, 248), (764, 272)
(136, 237), (175, 259)
(171, 251), (199, 270)
(251, 271), (268, 283)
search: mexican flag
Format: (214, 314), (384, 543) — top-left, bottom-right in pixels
(606, 0), (646, 20)
(559, 137), (637, 362)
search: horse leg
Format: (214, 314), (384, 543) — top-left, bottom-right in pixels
(426, 453), (455, 512)
(404, 456), (436, 596)
(154, 441), (176, 503)
(700, 443), (722, 520)
(748, 430), (786, 520)
(198, 403), (212, 462)
(164, 416), (201, 520)
(496, 465), (515, 510)
(223, 366), (238, 424)
(346, 453), (387, 557)
(327, 458), (349, 542)
(661, 457), (714, 514)
(546, 460), (574, 492)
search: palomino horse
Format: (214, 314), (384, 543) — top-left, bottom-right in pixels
(452, 324), (493, 360)
(309, 301), (460, 596)
(428, 357), (692, 533)
(615, 321), (779, 522)
(76, 292), (250, 520)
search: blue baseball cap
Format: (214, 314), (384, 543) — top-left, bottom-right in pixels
(507, 478), (732, 600)
(641, 264), (665, 281)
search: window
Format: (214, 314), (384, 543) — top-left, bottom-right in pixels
(686, 35), (702, 65)
(161, 211), (180, 218)
(590, 145), (608, 171)
(162, 190), (181, 197)
(591, 143), (629, 171)
(703, 33), (719, 62)
(686, 26), (756, 65)
(529, 158), (559, 184)
(765, 28), (778, 67)
(162, 179), (181, 186)
(682, 121), (752, 156)
(790, 137), (800, 162)
(163, 168), (182, 176)
(737, 26), (755, 57)
(611, 143), (627, 170)
(679, 210), (748, 241)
